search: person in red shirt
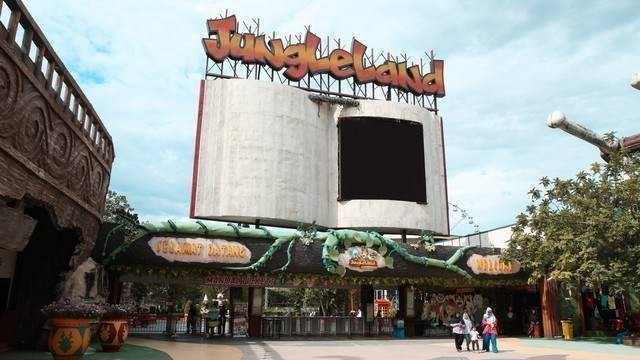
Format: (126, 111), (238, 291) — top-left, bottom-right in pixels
(615, 317), (630, 344)
(482, 307), (499, 353)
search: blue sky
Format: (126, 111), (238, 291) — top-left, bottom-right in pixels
(22, 0), (640, 235)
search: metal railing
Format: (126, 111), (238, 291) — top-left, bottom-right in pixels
(261, 316), (393, 337)
(129, 313), (230, 336)
(129, 315), (395, 338)
(0, 0), (114, 166)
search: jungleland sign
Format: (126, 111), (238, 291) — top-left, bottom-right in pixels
(149, 237), (251, 264)
(466, 254), (520, 275)
(202, 15), (445, 97)
(338, 246), (385, 272)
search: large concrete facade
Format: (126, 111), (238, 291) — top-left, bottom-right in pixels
(191, 78), (448, 235)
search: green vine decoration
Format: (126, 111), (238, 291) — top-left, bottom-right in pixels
(224, 237), (291, 271)
(317, 230), (474, 278)
(103, 219), (476, 279)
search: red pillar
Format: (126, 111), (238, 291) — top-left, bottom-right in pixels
(540, 279), (562, 338)
(248, 287), (264, 337)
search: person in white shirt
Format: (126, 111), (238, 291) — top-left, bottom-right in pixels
(449, 312), (466, 352)
(463, 312), (474, 351)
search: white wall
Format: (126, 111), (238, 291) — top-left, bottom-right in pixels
(192, 78), (448, 234)
(438, 225), (514, 248)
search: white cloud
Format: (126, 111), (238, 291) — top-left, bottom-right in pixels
(22, 0), (640, 233)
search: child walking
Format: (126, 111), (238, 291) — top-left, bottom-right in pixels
(470, 326), (480, 352)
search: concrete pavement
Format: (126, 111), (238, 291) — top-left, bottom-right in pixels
(128, 336), (640, 360)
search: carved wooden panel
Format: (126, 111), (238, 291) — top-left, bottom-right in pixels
(0, 0), (114, 244)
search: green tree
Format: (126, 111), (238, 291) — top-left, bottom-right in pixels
(130, 282), (148, 305)
(103, 190), (139, 226)
(503, 145), (640, 290)
(284, 288), (348, 316)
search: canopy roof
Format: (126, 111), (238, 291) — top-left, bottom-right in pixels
(94, 220), (528, 288)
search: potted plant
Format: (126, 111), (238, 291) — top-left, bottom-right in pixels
(41, 300), (103, 360)
(98, 304), (131, 352)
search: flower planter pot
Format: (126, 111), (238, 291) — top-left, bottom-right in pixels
(48, 318), (92, 360)
(98, 315), (129, 352)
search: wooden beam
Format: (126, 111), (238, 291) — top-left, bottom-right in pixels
(33, 43), (44, 75)
(20, 27), (32, 58)
(44, 58), (54, 89)
(6, 7), (20, 44)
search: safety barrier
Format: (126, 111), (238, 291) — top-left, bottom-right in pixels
(261, 316), (393, 337)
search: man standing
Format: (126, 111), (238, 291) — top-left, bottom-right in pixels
(218, 301), (227, 336)
(528, 308), (540, 338)
(207, 302), (220, 338)
(185, 300), (194, 334)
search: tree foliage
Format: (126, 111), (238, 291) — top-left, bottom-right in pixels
(126, 282), (211, 309)
(103, 190), (140, 253)
(268, 288), (349, 316)
(503, 145), (640, 290)
(103, 190), (139, 226)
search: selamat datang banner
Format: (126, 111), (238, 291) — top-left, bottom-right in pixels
(148, 237), (252, 264)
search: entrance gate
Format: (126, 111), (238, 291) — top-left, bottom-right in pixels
(96, 219), (534, 338)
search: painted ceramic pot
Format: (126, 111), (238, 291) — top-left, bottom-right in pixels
(98, 315), (129, 352)
(48, 318), (92, 360)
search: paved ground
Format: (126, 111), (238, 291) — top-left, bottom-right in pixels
(131, 336), (640, 360)
(127, 337), (242, 359)
(0, 343), (170, 359)
(4, 337), (639, 359)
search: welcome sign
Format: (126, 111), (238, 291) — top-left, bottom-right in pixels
(149, 237), (251, 264)
(466, 254), (521, 275)
(202, 15), (445, 97)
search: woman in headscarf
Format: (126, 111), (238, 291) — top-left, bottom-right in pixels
(462, 312), (474, 351)
(482, 307), (499, 353)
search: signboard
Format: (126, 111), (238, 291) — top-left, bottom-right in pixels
(406, 287), (415, 318)
(337, 246), (385, 272)
(204, 274), (279, 287)
(251, 289), (263, 316)
(202, 274), (352, 289)
(232, 303), (248, 337)
(466, 254), (521, 275)
(203, 15), (445, 97)
(366, 303), (374, 323)
(149, 237), (251, 264)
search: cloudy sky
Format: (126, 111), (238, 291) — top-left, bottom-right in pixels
(20, 0), (640, 235)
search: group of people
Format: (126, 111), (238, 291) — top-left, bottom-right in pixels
(449, 307), (499, 353)
(184, 299), (228, 337)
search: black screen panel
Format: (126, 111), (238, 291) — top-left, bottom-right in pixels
(339, 117), (427, 203)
